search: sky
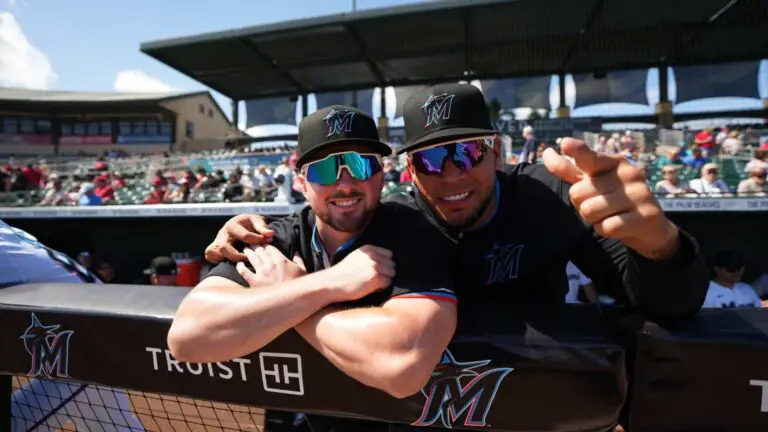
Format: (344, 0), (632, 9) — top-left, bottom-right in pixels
(0, 0), (766, 135)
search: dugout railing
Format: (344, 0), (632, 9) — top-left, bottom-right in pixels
(1, 283), (767, 431)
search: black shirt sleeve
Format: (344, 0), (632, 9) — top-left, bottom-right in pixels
(524, 164), (709, 321)
(201, 212), (304, 288)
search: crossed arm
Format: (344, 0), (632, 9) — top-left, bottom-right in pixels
(168, 273), (457, 398)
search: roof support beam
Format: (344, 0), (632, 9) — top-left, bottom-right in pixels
(344, 23), (386, 85)
(561, 0), (607, 71)
(665, 0), (743, 63)
(236, 38), (305, 93)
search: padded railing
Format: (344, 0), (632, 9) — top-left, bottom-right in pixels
(0, 283), (766, 431)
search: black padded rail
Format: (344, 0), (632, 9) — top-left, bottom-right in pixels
(0, 283), (626, 432)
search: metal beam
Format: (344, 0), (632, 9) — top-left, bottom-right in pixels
(236, 38), (305, 92)
(562, 0), (607, 71)
(344, 23), (386, 85)
(665, 0), (743, 63)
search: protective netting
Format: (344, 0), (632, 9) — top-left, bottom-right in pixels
(11, 376), (265, 431)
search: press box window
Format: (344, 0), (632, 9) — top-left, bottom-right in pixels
(2, 118), (17, 134)
(36, 120), (52, 134)
(119, 121), (132, 136)
(20, 119), (35, 134)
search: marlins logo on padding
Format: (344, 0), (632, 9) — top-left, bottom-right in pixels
(412, 350), (513, 428)
(422, 93), (455, 128)
(323, 108), (356, 137)
(20, 313), (74, 379)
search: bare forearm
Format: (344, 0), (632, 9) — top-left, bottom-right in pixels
(169, 274), (336, 362)
(295, 306), (450, 397)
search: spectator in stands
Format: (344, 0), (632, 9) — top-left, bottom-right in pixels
(39, 179), (70, 206)
(690, 163), (731, 196)
(78, 183), (102, 206)
(209, 170), (226, 188)
(605, 133), (622, 155)
(76, 249), (95, 272)
(10, 167), (28, 192)
(1, 165), (12, 194)
(655, 165), (692, 196)
(144, 256), (178, 286)
(150, 169), (168, 188)
(169, 179), (192, 203)
(399, 166), (413, 183)
(520, 125), (536, 164)
(21, 163), (42, 189)
(593, 135), (608, 153)
(239, 167), (257, 200)
(222, 173), (245, 202)
(694, 128), (715, 157)
(382, 158), (400, 183)
(68, 183), (81, 204)
(94, 258), (125, 284)
(703, 250), (763, 308)
(737, 161), (768, 197)
(94, 177), (115, 203)
(721, 130), (744, 155)
(110, 171), (126, 189)
(144, 184), (169, 205)
(683, 147), (710, 171)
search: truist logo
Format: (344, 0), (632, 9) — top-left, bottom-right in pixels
(323, 108), (356, 137)
(20, 313), (74, 379)
(422, 93), (455, 128)
(412, 350), (513, 428)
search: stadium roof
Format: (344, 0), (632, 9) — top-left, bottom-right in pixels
(0, 88), (203, 104)
(140, 0), (768, 101)
(0, 88), (230, 120)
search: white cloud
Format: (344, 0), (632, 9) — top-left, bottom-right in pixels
(113, 69), (176, 93)
(0, 12), (57, 89)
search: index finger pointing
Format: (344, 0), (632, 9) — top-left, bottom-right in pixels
(560, 137), (621, 176)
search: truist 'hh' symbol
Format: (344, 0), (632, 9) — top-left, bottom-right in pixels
(323, 108), (356, 137)
(485, 242), (524, 285)
(20, 313), (74, 379)
(422, 94), (455, 128)
(412, 350), (513, 428)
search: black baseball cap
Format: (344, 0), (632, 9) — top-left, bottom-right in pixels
(398, 83), (496, 154)
(712, 250), (746, 270)
(144, 256), (178, 276)
(296, 105), (392, 169)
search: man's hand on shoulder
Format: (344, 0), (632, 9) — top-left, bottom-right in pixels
(236, 245), (306, 287)
(319, 245), (395, 302)
(205, 214), (275, 263)
(543, 138), (680, 260)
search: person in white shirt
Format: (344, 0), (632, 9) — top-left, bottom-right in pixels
(1, 219), (144, 431)
(689, 163), (731, 196)
(702, 250), (763, 309)
(565, 261), (597, 304)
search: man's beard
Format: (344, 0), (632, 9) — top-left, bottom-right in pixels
(316, 193), (376, 233)
(316, 206), (375, 233)
(447, 186), (495, 230)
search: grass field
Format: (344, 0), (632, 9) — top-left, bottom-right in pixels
(12, 376), (266, 432)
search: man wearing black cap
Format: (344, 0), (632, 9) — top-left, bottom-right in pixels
(145, 256), (178, 286)
(206, 83), (708, 322)
(169, 106), (458, 403)
(703, 250), (762, 308)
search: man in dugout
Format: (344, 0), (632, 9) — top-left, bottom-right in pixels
(207, 83), (708, 321)
(168, 105), (459, 431)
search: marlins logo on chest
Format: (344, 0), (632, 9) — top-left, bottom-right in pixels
(323, 108), (356, 137)
(485, 242), (525, 285)
(422, 93), (455, 128)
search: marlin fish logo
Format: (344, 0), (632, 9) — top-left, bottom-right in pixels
(422, 93), (455, 128)
(20, 313), (74, 379)
(412, 350), (513, 428)
(323, 108), (356, 137)
(485, 242), (524, 285)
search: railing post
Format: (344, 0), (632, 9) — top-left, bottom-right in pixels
(0, 374), (11, 431)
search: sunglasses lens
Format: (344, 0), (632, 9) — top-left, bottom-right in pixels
(413, 146), (450, 175)
(342, 153), (382, 180)
(453, 141), (485, 170)
(412, 140), (487, 175)
(305, 157), (339, 185)
(305, 153), (382, 185)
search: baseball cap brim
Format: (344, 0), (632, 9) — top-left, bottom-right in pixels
(396, 127), (496, 155)
(296, 138), (393, 168)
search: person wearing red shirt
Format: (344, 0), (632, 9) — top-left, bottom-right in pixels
(21, 164), (42, 189)
(94, 178), (115, 202)
(694, 129), (715, 156)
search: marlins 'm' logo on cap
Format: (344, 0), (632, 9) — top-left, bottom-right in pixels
(323, 108), (356, 137)
(422, 93), (455, 128)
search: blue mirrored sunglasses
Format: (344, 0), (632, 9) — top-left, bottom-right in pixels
(410, 137), (493, 175)
(302, 152), (383, 186)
